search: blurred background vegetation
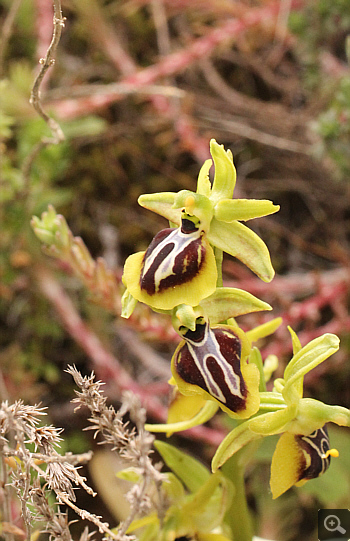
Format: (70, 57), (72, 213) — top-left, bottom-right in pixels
(1, 0), (350, 539)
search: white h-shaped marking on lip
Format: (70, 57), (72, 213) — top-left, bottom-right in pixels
(186, 326), (243, 403)
(142, 228), (202, 292)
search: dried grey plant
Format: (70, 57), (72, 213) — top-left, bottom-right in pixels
(0, 399), (100, 541)
(66, 365), (167, 539)
(0, 370), (167, 541)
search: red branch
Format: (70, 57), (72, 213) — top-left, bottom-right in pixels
(50, 1), (303, 120)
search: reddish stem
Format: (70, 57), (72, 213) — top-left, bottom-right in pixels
(50, 1), (304, 120)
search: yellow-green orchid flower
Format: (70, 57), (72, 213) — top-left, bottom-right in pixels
(122, 209), (218, 311)
(171, 319), (260, 419)
(122, 139), (279, 312)
(145, 317), (282, 433)
(270, 424), (338, 499)
(211, 328), (350, 498)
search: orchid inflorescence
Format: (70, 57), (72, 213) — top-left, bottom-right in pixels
(121, 139), (350, 506)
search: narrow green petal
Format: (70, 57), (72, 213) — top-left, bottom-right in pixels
(154, 440), (210, 492)
(283, 334), (340, 403)
(214, 199), (279, 223)
(248, 405), (297, 436)
(209, 140), (236, 204)
(208, 218), (275, 282)
(263, 354), (279, 384)
(212, 422), (262, 472)
(246, 317), (282, 344)
(138, 192), (180, 224)
(288, 326), (302, 355)
(197, 159), (213, 197)
(145, 401), (219, 434)
(287, 327), (303, 398)
(199, 287), (272, 324)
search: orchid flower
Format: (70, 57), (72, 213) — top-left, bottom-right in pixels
(122, 139), (279, 313)
(145, 316), (282, 432)
(211, 329), (350, 498)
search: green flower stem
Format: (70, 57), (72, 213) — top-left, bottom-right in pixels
(214, 246), (223, 288)
(221, 448), (254, 541)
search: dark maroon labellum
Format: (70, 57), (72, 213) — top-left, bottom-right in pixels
(139, 224), (205, 296)
(175, 324), (249, 413)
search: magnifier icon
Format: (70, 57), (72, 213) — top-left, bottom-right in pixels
(324, 514), (347, 534)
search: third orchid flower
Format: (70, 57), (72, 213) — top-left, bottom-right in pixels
(212, 328), (350, 498)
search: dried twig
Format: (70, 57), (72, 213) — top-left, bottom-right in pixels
(0, 400), (95, 541)
(22, 0), (65, 184)
(50, 1), (299, 120)
(67, 366), (166, 538)
(29, 0), (65, 144)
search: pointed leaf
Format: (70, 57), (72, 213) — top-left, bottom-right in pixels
(126, 513), (159, 534)
(197, 159), (213, 197)
(212, 422), (262, 472)
(214, 199), (279, 223)
(199, 287), (272, 324)
(208, 218), (275, 282)
(288, 326), (302, 355)
(209, 140), (236, 204)
(138, 192), (180, 224)
(154, 440), (210, 493)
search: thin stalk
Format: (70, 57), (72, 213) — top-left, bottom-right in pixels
(221, 449), (254, 541)
(214, 246), (224, 288)
(214, 231), (254, 540)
